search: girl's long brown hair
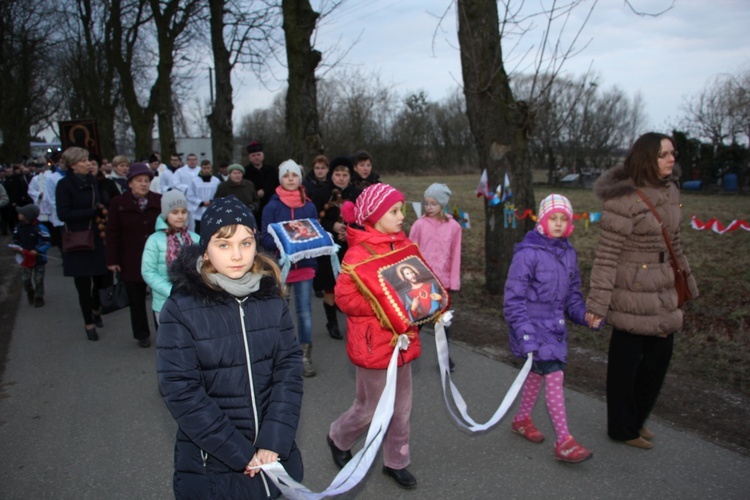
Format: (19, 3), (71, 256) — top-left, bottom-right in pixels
(200, 224), (285, 296)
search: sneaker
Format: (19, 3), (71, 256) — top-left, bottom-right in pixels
(512, 417), (545, 443)
(34, 297), (45, 308)
(555, 435), (593, 463)
(138, 337), (151, 348)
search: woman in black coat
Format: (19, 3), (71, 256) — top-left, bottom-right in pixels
(105, 163), (161, 348)
(55, 147), (108, 341)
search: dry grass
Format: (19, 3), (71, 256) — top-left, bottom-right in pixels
(384, 173), (750, 395)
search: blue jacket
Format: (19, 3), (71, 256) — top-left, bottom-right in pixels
(157, 245), (303, 498)
(261, 193), (319, 271)
(13, 220), (51, 267)
(140, 216), (199, 313)
(503, 230), (587, 363)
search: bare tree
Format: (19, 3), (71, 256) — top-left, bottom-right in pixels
(56, 0), (120, 159)
(282, 0), (324, 165)
(454, 0), (660, 291)
(456, 0), (533, 293)
(206, 0), (277, 167)
(0, 0), (60, 161)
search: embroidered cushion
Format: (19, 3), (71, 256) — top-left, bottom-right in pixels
(344, 243), (450, 334)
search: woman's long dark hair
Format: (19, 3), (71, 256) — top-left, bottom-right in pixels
(624, 132), (675, 187)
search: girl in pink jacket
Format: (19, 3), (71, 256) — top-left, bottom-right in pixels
(408, 183), (462, 371)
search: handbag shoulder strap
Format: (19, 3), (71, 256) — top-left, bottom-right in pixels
(635, 189), (680, 266)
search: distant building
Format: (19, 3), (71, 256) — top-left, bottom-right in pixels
(153, 137), (213, 164)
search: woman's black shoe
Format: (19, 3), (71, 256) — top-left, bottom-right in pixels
(85, 328), (99, 341)
(382, 466), (417, 489)
(92, 313), (104, 328)
(138, 337), (151, 348)
(327, 435), (352, 469)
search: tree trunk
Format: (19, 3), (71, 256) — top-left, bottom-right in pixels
(207, 0), (234, 168)
(282, 0), (323, 165)
(456, 0), (535, 293)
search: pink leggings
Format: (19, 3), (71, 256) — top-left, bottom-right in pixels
(514, 370), (569, 443)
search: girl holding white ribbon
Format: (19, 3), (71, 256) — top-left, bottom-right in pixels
(157, 195), (303, 498)
(504, 193), (601, 463)
(328, 184), (421, 489)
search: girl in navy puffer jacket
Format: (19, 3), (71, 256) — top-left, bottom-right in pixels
(157, 195), (303, 499)
(504, 194), (600, 463)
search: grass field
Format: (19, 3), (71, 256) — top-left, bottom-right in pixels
(383, 172), (750, 395)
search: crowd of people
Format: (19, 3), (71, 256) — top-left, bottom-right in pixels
(1, 132), (697, 497)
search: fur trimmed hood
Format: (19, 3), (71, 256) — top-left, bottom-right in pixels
(168, 244), (280, 305)
(594, 164), (682, 202)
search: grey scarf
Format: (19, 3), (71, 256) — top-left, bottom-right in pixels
(196, 256), (263, 297)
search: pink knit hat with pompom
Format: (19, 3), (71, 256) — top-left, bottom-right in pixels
(341, 184), (404, 227)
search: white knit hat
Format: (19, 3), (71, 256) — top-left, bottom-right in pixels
(278, 159), (302, 181)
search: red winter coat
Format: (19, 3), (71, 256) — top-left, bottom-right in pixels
(335, 225), (421, 369)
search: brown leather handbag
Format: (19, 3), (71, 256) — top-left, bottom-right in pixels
(62, 187), (96, 252)
(636, 189), (692, 307)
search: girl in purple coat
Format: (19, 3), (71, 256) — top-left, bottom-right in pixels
(504, 194), (600, 463)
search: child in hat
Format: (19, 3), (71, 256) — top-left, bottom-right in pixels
(408, 182), (462, 371)
(261, 159), (319, 377)
(327, 183), (420, 489)
(141, 190), (199, 325)
(157, 195), (303, 498)
(12, 204), (51, 307)
(504, 193), (601, 463)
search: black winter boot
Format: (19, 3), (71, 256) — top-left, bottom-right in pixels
(324, 303), (343, 339)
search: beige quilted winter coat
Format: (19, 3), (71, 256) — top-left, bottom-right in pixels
(586, 165), (699, 336)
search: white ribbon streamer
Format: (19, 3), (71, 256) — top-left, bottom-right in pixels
(256, 334), (412, 499)
(434, 312), (532, 432)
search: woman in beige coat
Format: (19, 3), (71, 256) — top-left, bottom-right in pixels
(587, 133), (699, 450)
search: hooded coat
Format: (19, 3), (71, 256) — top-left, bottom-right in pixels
(335, 225), (421, 369)
(586, 165), (699, 336)
(157, 245), (303, 499)
(504, 230), (588, 362)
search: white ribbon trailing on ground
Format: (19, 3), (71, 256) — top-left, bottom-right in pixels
(435, 311), (532, 432)
(256, 334), (412, 500)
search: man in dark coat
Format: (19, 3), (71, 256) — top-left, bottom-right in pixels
(244, 141), (279, 224)
(106, 163), (161, 347)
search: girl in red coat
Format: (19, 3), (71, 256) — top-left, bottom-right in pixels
(327, 183), (421, 490)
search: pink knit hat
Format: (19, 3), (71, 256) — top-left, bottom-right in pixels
(341, 184), (405, 226)
(536, 193), (574, 237)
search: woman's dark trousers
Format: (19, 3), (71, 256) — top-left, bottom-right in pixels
(607, 328), (674, 441)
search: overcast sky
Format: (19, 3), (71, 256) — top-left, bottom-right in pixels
(228, 0), (750, 135)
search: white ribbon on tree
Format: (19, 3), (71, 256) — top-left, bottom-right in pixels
(435, 311), (532, 432)
(255, 334), (412, 499)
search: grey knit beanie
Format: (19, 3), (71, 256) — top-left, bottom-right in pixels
(424, 183), (451, 208)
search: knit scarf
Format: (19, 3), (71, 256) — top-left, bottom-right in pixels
(166, 227), (194, 266)
(196, 256), (263, 297)
(275, 185), (306, 208)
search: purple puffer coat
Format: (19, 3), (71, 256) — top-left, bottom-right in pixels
(503, 230), (588, 362)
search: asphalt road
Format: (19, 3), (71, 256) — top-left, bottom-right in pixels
(1, 252), (749, 499)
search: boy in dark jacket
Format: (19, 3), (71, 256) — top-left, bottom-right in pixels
(12, 204), (51, 307)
